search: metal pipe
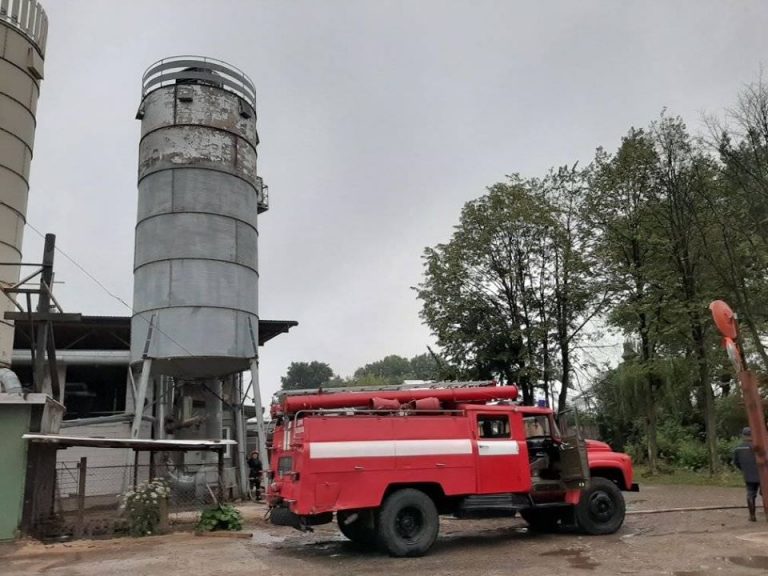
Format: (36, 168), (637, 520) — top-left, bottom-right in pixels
(12, 349), (130, 365)
(60, 413), (155, 428)
(280, 385), (520, 415)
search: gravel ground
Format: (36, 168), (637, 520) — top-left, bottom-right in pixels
(2, 485), (768, 576)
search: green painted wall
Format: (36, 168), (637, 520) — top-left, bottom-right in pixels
(0, 405), (30, 541)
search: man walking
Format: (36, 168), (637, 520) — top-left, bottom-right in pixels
(733, 427), (761, 522)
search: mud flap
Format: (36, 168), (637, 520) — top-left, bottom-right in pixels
(269, 506), (333, 531)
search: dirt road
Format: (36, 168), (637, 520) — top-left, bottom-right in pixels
(2, 485), (768, 576)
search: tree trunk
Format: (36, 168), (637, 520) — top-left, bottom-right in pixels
(557, 346), (570, 414)
(639, 314), (658, 475)
(646, 394), (658, 475)
(693, 324), (718, 475)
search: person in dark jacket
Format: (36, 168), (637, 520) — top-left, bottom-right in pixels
(247, 449), (263, 500)
(733, 427), (761, 522)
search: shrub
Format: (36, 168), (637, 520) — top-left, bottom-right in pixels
(119, 479), (170, 536)
(197, 504), (243, 532)
(675, 438), (708, 470)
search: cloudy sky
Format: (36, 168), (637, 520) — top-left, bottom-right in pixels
(21, 0), (768, 401)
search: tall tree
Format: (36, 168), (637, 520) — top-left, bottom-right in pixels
(706, 78), (768, 370)
(280, 361), (335, 391)
(417, 174), (600, 407)
(587, 128), (666, 473)
(648, 116), (720, 473)
(417, 177), (554, 403)
(544, 165), (607, 412)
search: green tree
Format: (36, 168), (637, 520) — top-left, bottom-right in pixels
(280, 361), (335, 391)
(417, 174), (600, 407)
(706, 78), (768, 370)
(409, 353), (443, 381)
(354, 355), (412, 385)
(586, 127), (667, 472)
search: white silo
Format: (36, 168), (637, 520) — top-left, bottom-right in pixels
(0, 0), (47, 370)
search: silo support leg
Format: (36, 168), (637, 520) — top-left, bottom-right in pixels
(249, 358), (269, 491)
(131, 358), (152, 439)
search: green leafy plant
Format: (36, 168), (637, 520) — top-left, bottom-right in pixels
(119, 478), (170, 537)
(197, 504), (243, 532)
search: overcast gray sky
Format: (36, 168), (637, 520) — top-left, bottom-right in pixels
(21, 0), (768, 402)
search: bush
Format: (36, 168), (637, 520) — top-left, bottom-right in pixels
(718, 436), (741, 468)
(119, 479), (170, 537)
(675, 438), (708, 470)
(197, 504), (243, 532)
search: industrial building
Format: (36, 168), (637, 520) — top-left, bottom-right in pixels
(0, 0), (295, 539)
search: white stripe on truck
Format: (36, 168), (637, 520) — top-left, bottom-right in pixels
(477, 440), (520, 456)
(309, 439), (474, 459)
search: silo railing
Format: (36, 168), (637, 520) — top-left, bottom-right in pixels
(0, 0), (48, 56)
(141, 55), (257, 113)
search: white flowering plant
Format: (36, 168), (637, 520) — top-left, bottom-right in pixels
(119, 478), (170, 536)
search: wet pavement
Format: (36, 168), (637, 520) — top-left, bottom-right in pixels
(2, 485), (768, 576)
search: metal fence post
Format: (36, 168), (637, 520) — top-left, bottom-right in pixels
(75, 457), (86, 538)
(218, 449), (225, 501)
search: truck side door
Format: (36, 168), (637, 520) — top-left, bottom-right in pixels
(475, 413), (530, 494)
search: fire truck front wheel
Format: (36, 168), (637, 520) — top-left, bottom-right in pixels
(377, 488), (439, 557)
(575, 477), (626, 535)
(337, 510), (377, 547)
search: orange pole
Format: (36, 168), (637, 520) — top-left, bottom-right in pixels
(738, 371), (768, 520)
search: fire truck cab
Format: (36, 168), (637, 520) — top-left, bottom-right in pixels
(267, 383), (629, 557)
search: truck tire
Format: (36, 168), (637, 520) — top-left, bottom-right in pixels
(376, 488), (439, 557)
(575, 477), (626, 535)
(337, 510), (377, 547)
(520, 508), (560, 532)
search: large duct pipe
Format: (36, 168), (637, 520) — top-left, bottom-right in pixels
(0, 367), (22, 394)
(0, 0), (48, 368)
(279, 385), (520, 415)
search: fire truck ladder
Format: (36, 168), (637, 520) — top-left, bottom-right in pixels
(275, 380), (499, 399)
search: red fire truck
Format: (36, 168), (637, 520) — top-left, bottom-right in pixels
(267, 382), (635, 557)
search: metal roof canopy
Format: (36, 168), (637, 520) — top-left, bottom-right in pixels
(12, 316), (298, 352)
(23, 433), (236, 452)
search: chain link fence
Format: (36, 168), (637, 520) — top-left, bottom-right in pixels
(34, 459), (237, 540)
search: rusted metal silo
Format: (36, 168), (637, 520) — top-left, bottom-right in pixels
(132, 56), (267, 379)
(0, 0), (47, 369)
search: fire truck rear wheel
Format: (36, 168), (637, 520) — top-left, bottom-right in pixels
(376, 488), (439, 557)
(337, 510), (377, 547)
(575, 477), (626, 535)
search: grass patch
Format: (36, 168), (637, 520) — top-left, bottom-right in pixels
(635, 465), (743, 487)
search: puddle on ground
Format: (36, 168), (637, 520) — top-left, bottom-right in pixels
(725, 555), (768, 571)
(540, 548), (599, 571)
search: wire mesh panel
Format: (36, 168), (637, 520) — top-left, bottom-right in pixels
(35, 459), (236, 540)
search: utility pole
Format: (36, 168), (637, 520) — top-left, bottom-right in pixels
(33, 234), (55, 394)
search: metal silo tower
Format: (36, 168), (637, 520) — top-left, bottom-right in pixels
(132, 57), (269, 489)
(133, 56), (266, 376)
(0, 0), (47, 370)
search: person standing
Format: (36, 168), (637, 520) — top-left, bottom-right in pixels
(733, 427), (761, 522)
(247, 449), (263, 501)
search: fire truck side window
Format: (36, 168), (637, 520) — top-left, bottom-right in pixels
(477, 415), (510, 439)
